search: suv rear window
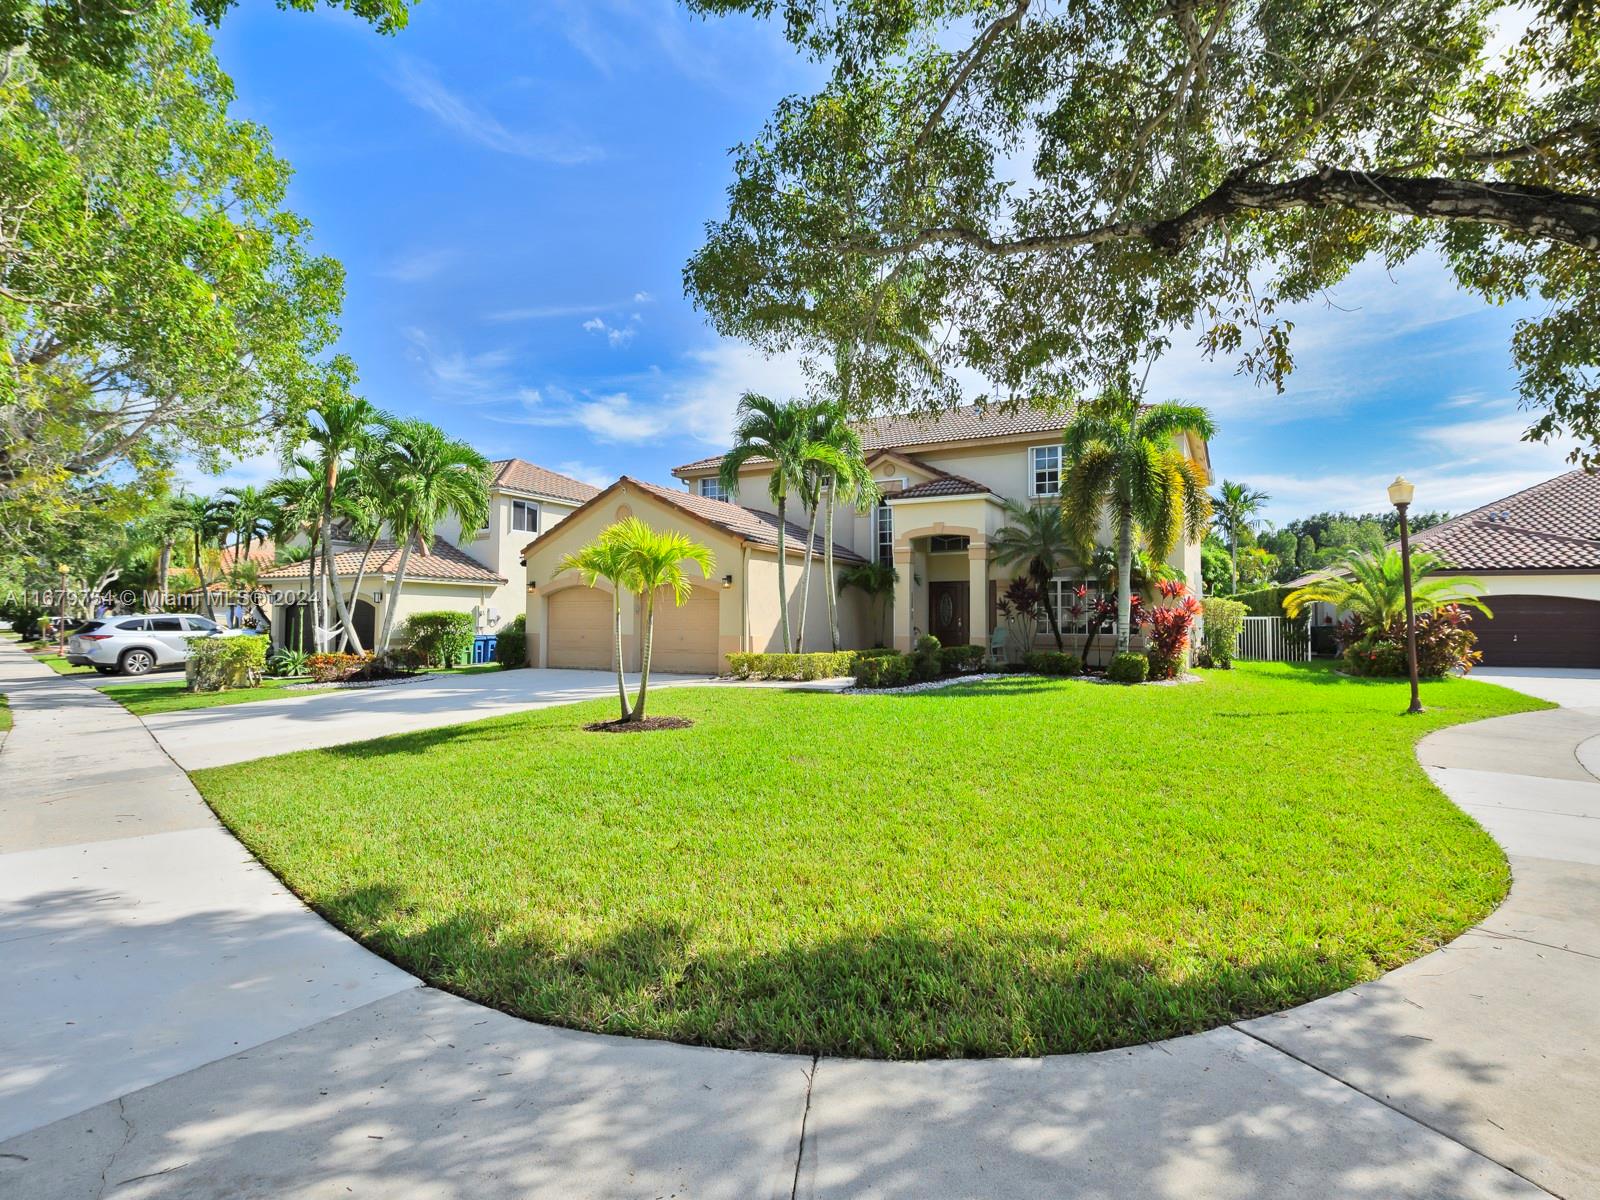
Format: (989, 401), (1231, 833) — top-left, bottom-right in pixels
(184, 617), (219, 632)
(149, 617), (183, 632)
(78, 621), (104, 633)
(117, 618), (149, 632)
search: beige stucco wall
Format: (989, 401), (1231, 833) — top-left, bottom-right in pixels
(1460, 572), (1600, 602)
(435, 492), (583, 636)
(745, 551), (872, 653)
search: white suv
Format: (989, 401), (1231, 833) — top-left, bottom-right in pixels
(66, 614), (253, 676)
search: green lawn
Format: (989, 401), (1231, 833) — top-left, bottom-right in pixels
(32, 651), (97, 675)
(194, 663), (1548, 1059)
(0, 694), (10, 733)
(102, 677), (337, 716)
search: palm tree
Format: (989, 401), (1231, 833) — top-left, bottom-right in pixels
(991, 498), (1081, 651)
(792, 402), (861, 652)
(171, 493), (223, 619)
(1284, 548), (1490, 629)
(267, 458), (326, 651)
(1211, 479), (1270, 594)
(803, 401), (880, 652)
(609, 518), (714, 721)
(336, 444), (395, 651)
(1061, 388), (1215, 653)
(558, 527), (640, 721)
(307, 393), (382, 653)
(376, 419), (491, 651)
(718, 393), (814, 653)
(841, 560), (898, 647)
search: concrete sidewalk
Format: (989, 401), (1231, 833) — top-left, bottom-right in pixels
(1, 641), (1594, 1198)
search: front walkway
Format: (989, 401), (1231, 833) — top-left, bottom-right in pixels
(1, 642), (1594, 1197)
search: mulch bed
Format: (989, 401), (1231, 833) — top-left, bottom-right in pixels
(584, 716), (695, 734)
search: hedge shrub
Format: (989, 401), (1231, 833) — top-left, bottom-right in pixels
(725, 650), (858, 681)
(852, 652), (912, 688)
(495, 615), (527, 668)
(1023, 650), (1083, 676)
(1198, 598), (1249, 669)
(185, 635), (268, 692)
(1108, 651), (1149, 684)
(307, 653), (373, 683)
(910, 634), (943, 682)
(403, 610), (476, 667)
(939, 643), (988, 674)
(1343, 606), (1482, 678)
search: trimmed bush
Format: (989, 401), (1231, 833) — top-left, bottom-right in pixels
(852, 652), (912, 688)
(402, 610), (476, 667)
(1343, 606), (1483, 678)
(186, 635), (267, 692)
(1198, 598), (1248, 669)
(910, 634), (943, 682)
(1023, 650), (1083, 676)
(939, 643), (988, 675)
(307, 653), (373, 683)
(855, 646), (900, 659)
(1108, 651), (1149, 684)
(266, 646), (310, 678)
(495, 615), (527, 668)
(725, 650), (858, 681)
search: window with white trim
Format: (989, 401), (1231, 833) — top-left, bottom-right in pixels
(698, 478), (727, 501)
(875, 503), (894, 564)
(928, 534), (970, 554)
(1030, 444), (1062, 497)
(511, 499), (540, 534)
(1040, 578), (1098, 634)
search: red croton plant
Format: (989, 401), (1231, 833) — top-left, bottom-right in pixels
(1141, 579), (1201, 680)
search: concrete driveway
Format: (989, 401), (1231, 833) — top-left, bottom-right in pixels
(139, 667), (708, 770)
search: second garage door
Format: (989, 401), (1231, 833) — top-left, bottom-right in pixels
(1474, 594), (1600, 668)
(648, 589), (720, 674)
(547, 586), (615, 670)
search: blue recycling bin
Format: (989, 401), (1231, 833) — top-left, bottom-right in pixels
(471, 634), (498, 664)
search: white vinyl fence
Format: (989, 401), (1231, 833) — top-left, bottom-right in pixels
(1236, 615), (1311, 663)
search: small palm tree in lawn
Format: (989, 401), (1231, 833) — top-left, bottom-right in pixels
(1211, 479), (1270, 594)
(558, 528), (640, 722)
(307, 391), (383, 653)
(610, 518), (715, 722)
(1284, 548), (1490, 630)
(719, 393), (813, 653)
(841, 560), (898, 646)
(1061, 388), (1215, 654)
(991, 498), (1080, 651)
(376, 418), (490, 651)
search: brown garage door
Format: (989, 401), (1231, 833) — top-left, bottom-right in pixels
(1474, 594), (1600, 668)
(547, 587), (615, 670)
(647, 589), (720, 674)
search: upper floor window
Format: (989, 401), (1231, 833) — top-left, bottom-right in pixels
(698, 477), (727, 501)
(928, 534), (970, 554)
(511, 499), (540, 534)
(1030, 445), (1062, 497)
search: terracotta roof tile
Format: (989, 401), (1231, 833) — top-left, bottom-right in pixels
(673, 401), (1068, 474)
(258, 536), (505, 585)
(1409, 469), (1600, 571)
(490, 459), (602, 504)
(627, 478), (865, 564)
(889, 472), (994, 500)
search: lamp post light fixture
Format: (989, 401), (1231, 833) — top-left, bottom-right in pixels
(1387, 475), (1423, 714)
(56, 563), (70, 654)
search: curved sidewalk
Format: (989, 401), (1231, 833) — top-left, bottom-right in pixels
(1, 642), (1594, 1198)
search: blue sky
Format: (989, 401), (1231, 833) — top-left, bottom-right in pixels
(205, 0), (1579, 525)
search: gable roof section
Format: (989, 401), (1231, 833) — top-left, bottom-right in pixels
(258, 536), (505, 585)
(522, 476), (865, 564)
(673, 401), (1069, 475)
(890, 471), (995, 500)
(490, 459), (602, 504)
(1408, 469), (1600, 571)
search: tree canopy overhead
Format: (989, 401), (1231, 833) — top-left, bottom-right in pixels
(686, 0), (1600, 461)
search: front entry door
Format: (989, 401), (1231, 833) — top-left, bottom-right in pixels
(928, 581), (970, 647)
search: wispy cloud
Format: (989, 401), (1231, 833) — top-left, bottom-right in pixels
(582, 315), (637, 348)
(555, 459), (616, 490)
(379, 247), (456, 283)
(391, 57), (602, 165)
(489, 292), (654, 323)
(404, 328), (516, 400)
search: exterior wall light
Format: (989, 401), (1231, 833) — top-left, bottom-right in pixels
(722, 574), (734, 589)
(527, 580), (537, 592)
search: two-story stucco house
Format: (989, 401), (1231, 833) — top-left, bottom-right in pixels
(259, 459), (599, 650)
(520, 402), (1211, 673)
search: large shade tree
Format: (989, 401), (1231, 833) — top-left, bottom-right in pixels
(688, 0), (1600, 464)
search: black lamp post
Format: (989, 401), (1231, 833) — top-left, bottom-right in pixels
(56, 563), (70, 655)
(1388, 476), (1423, 714)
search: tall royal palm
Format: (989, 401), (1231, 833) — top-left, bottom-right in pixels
(307, 393), (382, 653)
(376, 419), (490, 651)
(718, 393), (812, 653)
(805, 401), (880, 652)
(991, 499), (1079, 651)
(792, 402), (859, 652)
(1062, 389), (1215, 653)
(559, 527), (642, 722)
(1211, 479), (1270, 594)
(610, 518), (715, 722)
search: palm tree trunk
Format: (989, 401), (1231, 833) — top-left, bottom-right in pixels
(776, 493), (791, 653)
(321, 513), (362, 653)
(1034, 563), (1065, 651)
(157, 542), (172, 601)
(192, 532), (217, 620)
(631, 591), (655, 720)
(797, 501), (820, 653)
(377, 533), (415, 651)
(824, 477), (840, 652)
(1230, 532), (1239, 593)
(344, 534), (381, 652)
(611, 586), (632, 721)
(1116, 511), (1135, 654)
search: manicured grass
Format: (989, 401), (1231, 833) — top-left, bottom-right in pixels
(195, 663), (1549, 1059)
(0, 693), (10, 733)
(33, 651), (96, 675)
(102, 677), (338, 717)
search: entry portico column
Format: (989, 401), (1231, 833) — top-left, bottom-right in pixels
(892, 547), (914, 652)
(967, 541), (989, 650)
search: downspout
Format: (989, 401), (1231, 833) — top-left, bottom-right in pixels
(741, 542), (751, 652)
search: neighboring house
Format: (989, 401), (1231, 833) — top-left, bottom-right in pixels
(1307, 469), (1600, 668)
(519, 476), (865, 675)
(521, 402), (1211, 671)
(259, 459), (600, 651)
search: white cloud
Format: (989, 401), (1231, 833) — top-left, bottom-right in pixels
(404, 328), (515, 399)
(379, 248), (456, 283)
(581, 315), (639, 348)
(633, 291), (652, 303)
(391, 57), (602, 166)
(581, 317), (606, 333)
(490, 293), (652, 323)
(555, 460), (617, 490)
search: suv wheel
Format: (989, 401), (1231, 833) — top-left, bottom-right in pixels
(119, 648), (156, 676)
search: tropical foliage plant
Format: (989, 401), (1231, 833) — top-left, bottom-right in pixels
(991, 498), (1078, 650)
(557, 529), (642, 722)
(1142, 579), (1202, 680)
(1283, 549), (1491, 632)
(606, 518), (715, 721)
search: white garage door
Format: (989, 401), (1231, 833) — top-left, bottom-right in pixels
(648, 589), (720, 675)
(547, 587), (615, 670)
